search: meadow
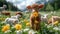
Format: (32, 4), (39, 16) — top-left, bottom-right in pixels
(0, 11), (60, 34)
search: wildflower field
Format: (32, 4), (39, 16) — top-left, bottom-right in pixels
(0, 11), (60, 34)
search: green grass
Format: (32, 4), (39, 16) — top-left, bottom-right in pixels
(0, 11), (60, 34)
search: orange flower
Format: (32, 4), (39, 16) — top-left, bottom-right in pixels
(2, 24), (10, 32)
(33, 12), (38, 17)
(15, 24), (22, 30)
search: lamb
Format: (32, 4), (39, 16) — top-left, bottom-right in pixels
(41, 14), (48, 23)
(15, 12), (23, 18)
(29, 4), (44, 31)
(48, 16), (60, 24)
(5, 15), (21, 25)
(0, 5), (7, 13)
(30, 10), (41, 31)
(0, 5), (10, 16)
(1, 11), (10, 16)
(11, 14), (21, 19)
(5, 17), (19, 26)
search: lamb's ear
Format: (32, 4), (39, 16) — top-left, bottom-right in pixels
(26, 5), (32, 9)
(38, 4), (44, 9)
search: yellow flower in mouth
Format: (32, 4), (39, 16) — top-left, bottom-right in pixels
(2, 24), (10, 32)
(35, 20), (39, 24)
(53, 21), (59, 25)
(26, 23), (30, 26)
(15, 24), (22, 30)
(33, 12), (38, 17)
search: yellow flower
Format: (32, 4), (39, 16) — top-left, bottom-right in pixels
(2, 24), (10, 32)
(24, 19), (29, 23)
(0, 18), (5, 21)
(33, 12), (38, 17)
(53, 21), (59, 25)
(15, 24), (22, 30)
(26, 23), (30, 26)
(0, 18), (2, 21)
(2, 18), (5, 21)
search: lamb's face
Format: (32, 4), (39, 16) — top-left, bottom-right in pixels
(44, 15), (47, 18)
(16, 14), (22, 18)
(3, 5), (7, 9)
(41, 14), (48, 19)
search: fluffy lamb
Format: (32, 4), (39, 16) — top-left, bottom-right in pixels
(0, 5), (7, 13)
(5, 14), (21, 25)
(15, 12), (23, 18)
(1, 11), (10, 16)
(41, 14), (48, 23)
(48, 16), (60, 24)
(11, 14), (21, 19)
(29, 4), (44, 31)
(5, 17), (19, 25)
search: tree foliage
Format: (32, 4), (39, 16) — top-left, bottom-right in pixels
(50, 0), (60, 10)
(46, 3), (54, 11)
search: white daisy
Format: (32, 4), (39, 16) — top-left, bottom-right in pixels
(28, 29), (36, 34)
(16, 30), (22, 34)
(53, 27), (59, 31)
(23, 28), (30, 32)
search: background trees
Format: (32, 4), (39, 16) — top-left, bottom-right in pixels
(0, 0), (60, 11)
(0, 0), (21, 11)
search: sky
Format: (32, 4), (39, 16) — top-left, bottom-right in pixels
(6, 0), (51, 11)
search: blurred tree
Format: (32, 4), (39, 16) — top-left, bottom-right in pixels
(46, 3), (54, 11)
(0, 0), (5, 6)
(55, 0), (60, 10)
(50, 0), (60, 10)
